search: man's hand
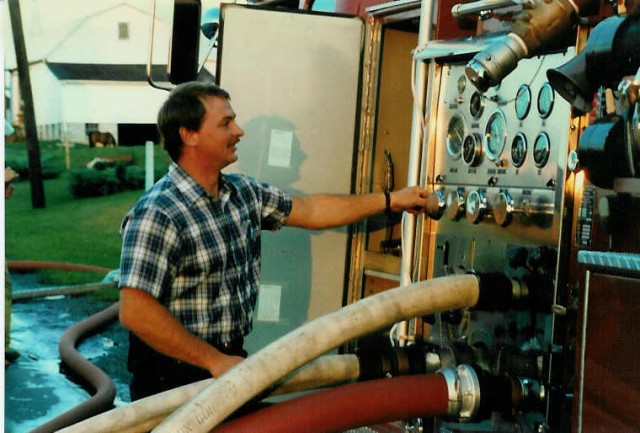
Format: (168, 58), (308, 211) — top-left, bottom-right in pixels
(207, 353), (245, 378)
(388, 186), (429, 214)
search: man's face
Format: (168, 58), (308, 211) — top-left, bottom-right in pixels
(192, 95), (244, 170)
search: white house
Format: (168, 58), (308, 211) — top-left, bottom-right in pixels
(5, 1), (215, 146)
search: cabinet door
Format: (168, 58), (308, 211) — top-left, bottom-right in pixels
(218, 4), (364, 352)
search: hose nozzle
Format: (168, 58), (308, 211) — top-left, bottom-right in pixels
(465, 33), (528, 92)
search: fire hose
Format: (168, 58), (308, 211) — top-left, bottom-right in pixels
(58, 354), (361, 433)
(30, 303), (119, 433)
(154, 274), (480, 433)
(212, 374), (449, 433)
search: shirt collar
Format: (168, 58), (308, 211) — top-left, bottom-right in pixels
(168, 162), (236, 205)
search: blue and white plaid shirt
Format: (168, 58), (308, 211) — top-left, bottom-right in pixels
(119, 163), (292, 346)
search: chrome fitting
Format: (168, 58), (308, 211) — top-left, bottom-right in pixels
(438, 364), (481, 421)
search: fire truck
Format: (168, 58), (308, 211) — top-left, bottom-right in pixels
(154, 0), (640, 431)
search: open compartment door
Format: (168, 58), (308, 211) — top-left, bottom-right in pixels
(217, 4), (364, 353)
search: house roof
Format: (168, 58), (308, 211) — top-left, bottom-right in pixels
(45, 62), (214, 82)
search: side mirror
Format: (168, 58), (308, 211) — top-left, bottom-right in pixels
(201, 7), (220, 40)
(168, 0), (201, 84)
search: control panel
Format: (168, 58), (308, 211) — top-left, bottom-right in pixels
(428, 51), (573, 232)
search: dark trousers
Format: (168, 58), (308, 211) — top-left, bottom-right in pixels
(128, 333), (247, 401)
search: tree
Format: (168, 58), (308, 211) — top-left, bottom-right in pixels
(8, 0), (46, 208)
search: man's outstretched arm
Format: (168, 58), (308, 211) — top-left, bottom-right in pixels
(286, 185), (428, 230)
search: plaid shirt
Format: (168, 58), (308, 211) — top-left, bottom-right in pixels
(119, 163), (292, 345)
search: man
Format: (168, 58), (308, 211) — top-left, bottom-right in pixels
(118, 82), (428, 400)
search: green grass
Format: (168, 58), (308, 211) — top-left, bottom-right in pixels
(5, 141), (171, 297)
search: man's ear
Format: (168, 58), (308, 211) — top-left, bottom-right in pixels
(179, 126), (197, 147)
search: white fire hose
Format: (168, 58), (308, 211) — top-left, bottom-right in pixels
(154, 274), (480, 433)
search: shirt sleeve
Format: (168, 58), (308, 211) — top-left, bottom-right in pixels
(118, 206), (180, 299)
(257, 181), (292, 230)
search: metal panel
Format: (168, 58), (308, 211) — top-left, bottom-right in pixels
(218, 4), (364, 353)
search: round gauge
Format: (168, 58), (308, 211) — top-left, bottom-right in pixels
(457, 75), (467, 94)
(463, 133), (483, 166)
(483, 111), (507, 161)
(511, 132), (527, 168)
(446, 114), (466, 159)
(537, 82), (555, 119)
(515, 84), (532, 120)
(470, 91), (484, 119)
(533, 132), (551, 168)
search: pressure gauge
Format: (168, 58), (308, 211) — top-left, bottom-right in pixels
(470, 91), (484, 119)
(457, 75), (467, 94)
(484, 111), (507, 161)
(463, 133), (483, 166)
(446, 114), (466, 160)
(533, 132), (551, 168)
(511, 132), (527, 168)
(537, 82), (555, 119)
(515, 84), (531, 120)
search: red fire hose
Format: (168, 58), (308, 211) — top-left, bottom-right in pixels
(212, 374), (450, 433)
(7, 260), (112, 275)
(30, 303), (119, 433)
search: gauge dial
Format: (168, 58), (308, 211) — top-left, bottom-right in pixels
(537, 82), (555, 119)
(484, 111), (507, 161)
(511, 132), (527, 168)
(457, 75), (467, 94)
(470, 91), (484, 119)
(533, 132), (551, 168)
(446, 114), (466, 160)
(515, 84), (531, 120)
(463, 133), (483, 166)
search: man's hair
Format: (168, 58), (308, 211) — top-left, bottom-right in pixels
(157, 82), (231, 161)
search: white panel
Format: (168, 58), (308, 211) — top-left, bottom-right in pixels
(218, 4), (363, 351)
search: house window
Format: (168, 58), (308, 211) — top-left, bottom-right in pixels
(118, 22), (130, 40)
(86, 123), (98, 133)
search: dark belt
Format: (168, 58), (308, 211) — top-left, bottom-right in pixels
(218, 337), (247, 357)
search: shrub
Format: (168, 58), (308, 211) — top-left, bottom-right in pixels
(69, 167), (123, 198)
(5, 154), (64, 180)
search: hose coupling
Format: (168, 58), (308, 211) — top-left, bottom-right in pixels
(438, 364), (481, 421)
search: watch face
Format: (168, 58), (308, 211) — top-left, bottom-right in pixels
(511, 132), (527, 168)
(515, 84), (532, 120)
(533, 132), (551, 168)
(537, 82), (555, 119)
(446, 114), (466, 160)
(484, 111), (507, 161)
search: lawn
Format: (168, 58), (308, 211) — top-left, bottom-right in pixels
(4, 140), (171, 290)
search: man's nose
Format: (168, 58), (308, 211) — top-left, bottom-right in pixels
(234, 123), (245, 137)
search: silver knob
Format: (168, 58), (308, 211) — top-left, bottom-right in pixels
(427, 189), (446, 220)
(493, 191), (515, 227)
(446, 189), (465, 221)
(466, 190), (487, 224)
